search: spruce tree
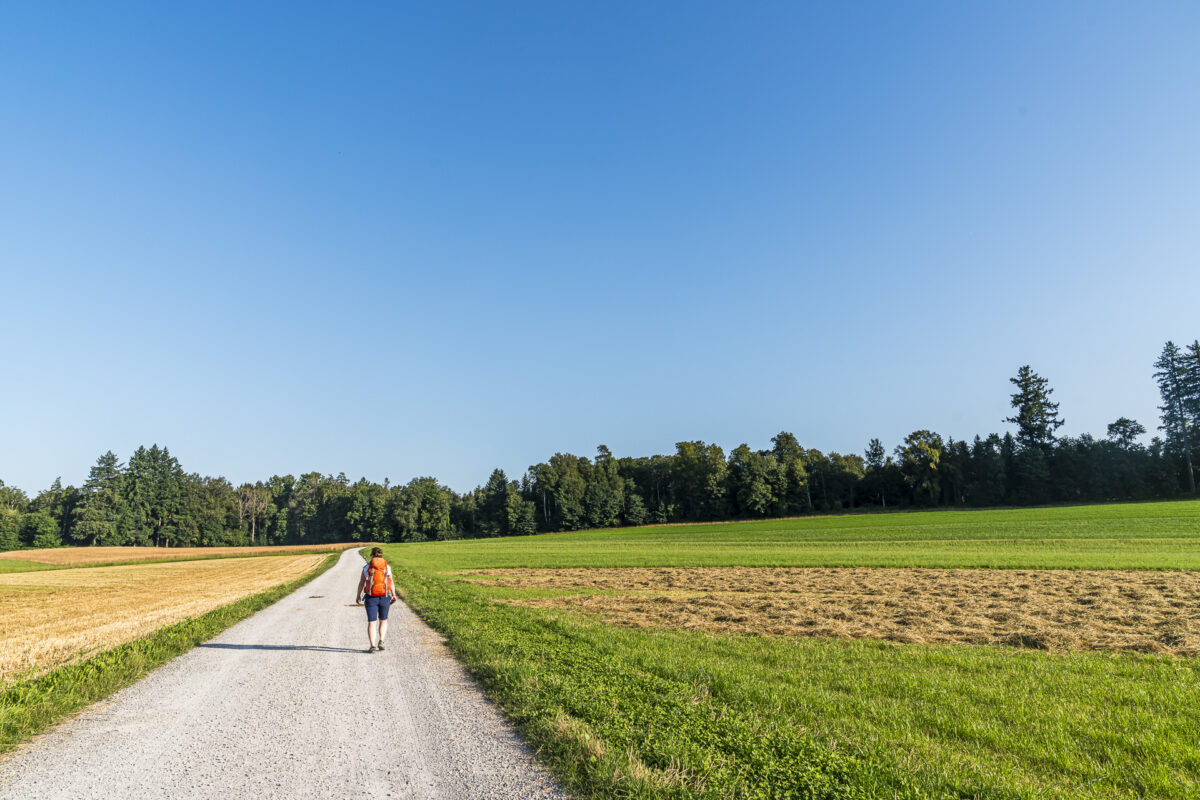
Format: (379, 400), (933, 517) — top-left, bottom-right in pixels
(863, 438), (890, 508)
(863, 439), (886, 471)
(73, 451), (128, 545)
(1005, 366), (1064, 451)
(1185, 340), (1200, 453)
(480, 469), (509, 536)
(125, 445), (186, 546)
(1153, 341), (1197, 493)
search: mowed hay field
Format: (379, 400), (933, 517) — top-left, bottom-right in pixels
(465, 566), (1200, 655)
(385, 500), (1200, 800)
(0, 554), (325, 684)
(0, 542), (361, 570)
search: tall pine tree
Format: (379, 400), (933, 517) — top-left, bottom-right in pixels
(72, 451), (128, 545)
(1154, 341), (1197, 492)
(126, 445), (187, 546)
(1005, 366), (1064, 451)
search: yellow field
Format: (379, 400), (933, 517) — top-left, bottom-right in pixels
(0, 543), (361, 567)
(0, 554), (326, 684)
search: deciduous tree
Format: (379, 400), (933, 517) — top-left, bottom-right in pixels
(1106, 418), (1146, 451)
(896, 430), (943, 505)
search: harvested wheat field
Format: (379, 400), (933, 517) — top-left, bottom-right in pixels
(461, 566), (1200, 656)
(0, 543), (361, 568)
(0, 554), (325, 684)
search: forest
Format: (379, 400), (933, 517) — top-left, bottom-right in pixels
(2, 340), (1199, 550)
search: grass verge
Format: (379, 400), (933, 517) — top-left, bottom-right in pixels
(0, 551), (338, 756)
(0, 561), (56, 575)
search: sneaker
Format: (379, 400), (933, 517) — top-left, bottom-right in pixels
(377, 642), (386, 651)
(367, 646), (377, 653)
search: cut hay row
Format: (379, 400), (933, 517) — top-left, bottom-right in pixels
(0, 554), (325, 685)
(462, 566), (1200, 656)
(0, 543), (361, 567)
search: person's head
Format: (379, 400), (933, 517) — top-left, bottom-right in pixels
(370, 547), (383, 559)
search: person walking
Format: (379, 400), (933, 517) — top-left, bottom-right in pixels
(356, 546), (398, 652)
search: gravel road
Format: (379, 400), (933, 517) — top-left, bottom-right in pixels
(0, 548), (568, 800)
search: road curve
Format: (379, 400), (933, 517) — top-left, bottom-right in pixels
(0, 548), (568, 800)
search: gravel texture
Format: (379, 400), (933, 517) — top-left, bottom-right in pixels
(0, 548), (568, 800)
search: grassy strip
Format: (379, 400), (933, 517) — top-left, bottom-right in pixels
(0, 561), (57, 575)
(0, 552), (338, 755)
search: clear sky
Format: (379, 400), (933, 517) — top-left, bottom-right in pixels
(2, 3), (1198, 494)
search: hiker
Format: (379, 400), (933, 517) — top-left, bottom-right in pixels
(356, 546), (398, 652)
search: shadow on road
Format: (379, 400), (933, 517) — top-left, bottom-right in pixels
(198, 643), (364, 653)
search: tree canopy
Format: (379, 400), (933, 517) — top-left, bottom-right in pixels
(2, 340), (1197, 551)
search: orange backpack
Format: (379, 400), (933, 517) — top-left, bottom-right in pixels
(367, 557), (389, 597)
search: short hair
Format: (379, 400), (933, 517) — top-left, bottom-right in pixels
(370, 546), (383, 558)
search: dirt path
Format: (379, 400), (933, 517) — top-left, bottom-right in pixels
(0, 548), (568, 800)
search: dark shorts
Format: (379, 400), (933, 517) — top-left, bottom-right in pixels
(364, 595), (391, 622)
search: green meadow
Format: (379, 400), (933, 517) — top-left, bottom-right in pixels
(0, 560), (56, 575)
(385, 499), (1200, 799)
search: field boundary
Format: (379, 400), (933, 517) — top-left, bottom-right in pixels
(0, 551), (339, 756)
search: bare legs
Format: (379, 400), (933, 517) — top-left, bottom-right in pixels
(366, 620), (379, 649)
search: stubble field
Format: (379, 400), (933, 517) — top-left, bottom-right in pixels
(384, 499), (1200, 800)
(0, 554), (326, 684)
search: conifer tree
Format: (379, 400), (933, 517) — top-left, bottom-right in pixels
(864, 439), (886, 471)
(1005, 366), (1064, 451)
(73, 451), (128, 545)
(863, 438), (891, 508)
(126, 445), (187, 546)
(480, 468), (510, 536)
(1184, 340), (1200, 451)
(1154, 341), (1197, 493)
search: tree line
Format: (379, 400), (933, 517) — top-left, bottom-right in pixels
(2, 340), (1199, 550)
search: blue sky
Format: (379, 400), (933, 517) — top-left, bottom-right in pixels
(2, 3), (1198, 493)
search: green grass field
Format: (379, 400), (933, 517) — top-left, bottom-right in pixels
(0, 560), (56, 574)
(384, 499), (1200, 799)
(393, 501), (1200, 571)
